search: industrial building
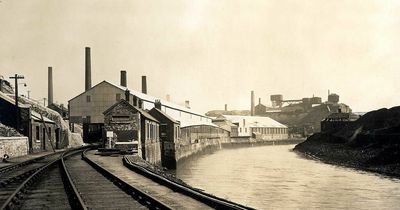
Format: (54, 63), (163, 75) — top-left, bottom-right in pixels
(103, 98), (161, 165)
(68, 47), (230, 168)
(148, 101), (180, 168)
(321, 110), (359, 133)
(220, 115), (288, 140)
(0, 92), (61, 153)
(248, 91), (352, 136)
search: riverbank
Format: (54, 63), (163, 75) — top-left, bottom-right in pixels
(294, 132), (400, 178)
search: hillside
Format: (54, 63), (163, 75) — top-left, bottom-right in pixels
(294, 106), (400, 177)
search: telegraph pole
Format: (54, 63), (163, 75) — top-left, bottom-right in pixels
(9, 74), (25, 130)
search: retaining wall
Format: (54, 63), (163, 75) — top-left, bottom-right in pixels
(0, 136), (29, 158)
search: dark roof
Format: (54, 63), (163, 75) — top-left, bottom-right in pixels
(149, 108), (179, 124)
(103, 100), (159, 123)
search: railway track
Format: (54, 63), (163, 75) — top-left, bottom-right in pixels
(0, 147), (172, 210)
(123, 157), (253, 210)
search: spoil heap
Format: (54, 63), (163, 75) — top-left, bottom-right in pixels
(295, 106), (400, 177)
(0, 123), (23, 137)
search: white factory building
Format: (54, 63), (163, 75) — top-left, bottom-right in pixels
(221, 115), (289, 140)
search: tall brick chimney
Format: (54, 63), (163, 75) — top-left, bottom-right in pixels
(125, 89), (130, 102)
(48, 66), (53, 106)
(251, 91), (255, 116)
(155, 99), (162, 109)
(141, 76), (147, 94)
(224, 104), (227, 111)
(120, 70), (127, 87)
(185, 100), (190, 109)
(85, 47), (92, 91)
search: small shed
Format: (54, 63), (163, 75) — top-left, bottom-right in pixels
(148, 100), (180, 168)
(103, 99), (161, 164)
(103, 99), (141, 152)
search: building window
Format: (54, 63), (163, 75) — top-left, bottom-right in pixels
(240, 127), (242, 133)
(86, 95), (91, 102)
(245, 128), (247, 133)
(36, 126), (40, 141)
(116, 93), (121, 101)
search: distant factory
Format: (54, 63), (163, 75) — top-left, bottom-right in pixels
(206, 90), (354, 137)
(251, 90), (352, 136)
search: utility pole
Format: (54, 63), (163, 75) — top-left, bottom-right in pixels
(9, 74), (25, 130)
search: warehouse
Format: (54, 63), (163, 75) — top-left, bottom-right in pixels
(221, 115), (289, 140)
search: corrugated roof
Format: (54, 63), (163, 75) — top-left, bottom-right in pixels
(150, 108), (179, 124)
(106, 81), (210, 119)
(31, 111), (55, 123)
(222, 115), (287, 128)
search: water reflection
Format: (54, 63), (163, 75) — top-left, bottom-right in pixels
(176, 145), (400, 209)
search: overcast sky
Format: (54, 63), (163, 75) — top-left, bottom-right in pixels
(1, 0), (399, 113)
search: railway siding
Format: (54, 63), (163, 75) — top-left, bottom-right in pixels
(86, 150), (212, 210)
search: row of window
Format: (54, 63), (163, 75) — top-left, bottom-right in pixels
(86, 94), (121, 103)
(35, 126), (51, 142)
(239, 127), (248, 133)
(251, 127), (287, 135)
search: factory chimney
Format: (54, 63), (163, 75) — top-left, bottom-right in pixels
(185, 100), (190, 109)
(85, 47), (92, 91)
(120, 70), (127, 87)
(259, 98), (261, 104)
(251, 91), (255, 116)
(155, 99), (162, 109)
(125, 89), (130, 102)
(224, 104), (227, 111)
(141, 76), (147, 94)
(48, 66), (53, 106)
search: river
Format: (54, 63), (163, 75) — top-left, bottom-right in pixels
(175, 144), (400, 209)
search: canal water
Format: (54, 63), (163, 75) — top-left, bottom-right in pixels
(176, 144), (400, 209)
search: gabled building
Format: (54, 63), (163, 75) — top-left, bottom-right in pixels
(103, 98), (161, 165)
(221, 115), (289, 140)
(148, 100), (180, 168)
(68, 79), (214, 143)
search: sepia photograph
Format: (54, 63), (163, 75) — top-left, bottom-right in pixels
(1, 1), (400, 209)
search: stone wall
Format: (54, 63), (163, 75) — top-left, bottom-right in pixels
(0, 137), (29, 158)
(144, 141), (161, 166)
(176, 138), (221, 162)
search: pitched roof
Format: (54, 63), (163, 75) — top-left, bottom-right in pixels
(103, 99), (158, 122)
(222, 115), (287, 128)
(31, 111), (55, 123)
(106, 81), (210, 119)
(149, 108), (179, 124)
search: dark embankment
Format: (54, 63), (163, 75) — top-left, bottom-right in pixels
(294, 106), (400, 178)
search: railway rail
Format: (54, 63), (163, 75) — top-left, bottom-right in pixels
(123, 156), (253, 210)
(0, 147), (172, 210)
